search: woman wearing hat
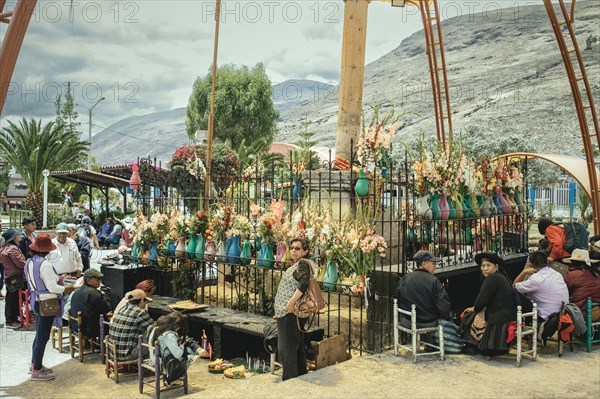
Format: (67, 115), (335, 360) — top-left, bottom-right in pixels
(24, 234), (76, 381)
(0, 228), (26, 328)
(461, 252), (516, 356)
(563, 249), (600, 315)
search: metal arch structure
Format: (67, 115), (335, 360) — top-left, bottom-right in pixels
(0, 0), (37, 117)
(391, 0), (452, 146)
(542, 0), (600, 234)
(497, 152), (600, 233)
(413, 0), (452, 146)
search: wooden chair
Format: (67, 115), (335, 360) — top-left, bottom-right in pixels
(139, 336), (188, 399)
(516, 303), (538, 367)
(393, 299), (444, 363)
(104, 335), (139, 383)
(68, 311), (99, 362)
(51, 324), (69, 353)
(99, 314), (111, 364)
(585, 298), (600, 352)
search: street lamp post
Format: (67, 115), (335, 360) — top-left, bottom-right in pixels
(42, 169), (49, 229)
(80, 97), (106, 168)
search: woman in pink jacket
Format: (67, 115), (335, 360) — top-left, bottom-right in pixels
(0, 228), (26, 328)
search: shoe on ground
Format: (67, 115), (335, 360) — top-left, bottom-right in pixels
(6, 322), (22, 329)
(30, 370), (55, 381)
(28, 364), (53, 374)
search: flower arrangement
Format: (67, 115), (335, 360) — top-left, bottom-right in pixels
(195, 211), (209, 235)
(495, 161), (523, 195)
(357, 106), (401, 171)
(227, 214), (253, 239)
(255, 199), (286, 245)
(132, 213), (160, 247)
(208, 205), (232, 243)
(339, 223), (387, 276)
(169, 143), (240, 191)
(169, 212), (188, 238)
(473, 157), (497, 195)
(411, 137), (469, 195)
(185, 214), (198, 236)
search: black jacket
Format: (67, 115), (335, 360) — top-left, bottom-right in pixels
(394, 269), (451, 323)
(70, 284), (111, 338)
(474, 272), (516, 324)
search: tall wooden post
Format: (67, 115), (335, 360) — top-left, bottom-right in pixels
(335, 0), (370, 166)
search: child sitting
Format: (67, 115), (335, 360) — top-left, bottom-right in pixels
(148, 311), (206, 384)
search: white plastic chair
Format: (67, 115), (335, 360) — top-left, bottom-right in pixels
(516, 303), (538, 367)
(393, 299), (444, 362)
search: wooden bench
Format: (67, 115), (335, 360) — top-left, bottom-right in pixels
(148, 296), (325, 370)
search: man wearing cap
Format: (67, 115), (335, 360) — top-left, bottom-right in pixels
(109, 289), (155, 361)
(69, 269), (112, 339)
(68, 223), (91, 272)
(513, 251), (569, 321)
(18, 216), (37, 259)
(1, 228), (26, 328)
(49, 222), (83, 277)
(394, 250), (451, 328)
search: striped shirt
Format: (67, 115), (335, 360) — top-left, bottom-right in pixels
(108, 302), (154, 361)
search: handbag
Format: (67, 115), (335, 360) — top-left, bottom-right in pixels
(470, 310), (487, 342)
(38, 295), (61, 317)
(4, 273), (24, 293)
(295, 260), (326, 331)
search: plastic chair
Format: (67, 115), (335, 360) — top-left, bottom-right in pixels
(516, 303), (538, 367)
(393, 299), (444, 363)
(585, 298), (600, 352)
(104, 335), (139, 383)
(68, 311), (99, 362)
(138, 336), (188, 399)
(18, 289), (34, 330)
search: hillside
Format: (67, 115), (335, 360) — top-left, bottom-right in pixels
(92, 1), (600, 163)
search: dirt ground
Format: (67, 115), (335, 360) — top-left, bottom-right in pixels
(4, 343), (599, 399)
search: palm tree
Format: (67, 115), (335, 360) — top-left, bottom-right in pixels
(0, 118), (89, 223)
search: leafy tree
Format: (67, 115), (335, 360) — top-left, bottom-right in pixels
(0, 118), (88, 223)
(185, 63), (279, 150)
(290, 115), (322, 171)
(0, 163), (10, 196)
(54, 82), (82, 137)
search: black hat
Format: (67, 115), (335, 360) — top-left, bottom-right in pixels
(474, 252), (504, 267)
(1, 228), (19, 244)
(22, 216), (36, 226)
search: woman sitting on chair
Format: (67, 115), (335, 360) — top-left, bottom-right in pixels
(461, 252), (516, 356)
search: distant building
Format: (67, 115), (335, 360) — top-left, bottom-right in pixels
(0, 164), (27, 210)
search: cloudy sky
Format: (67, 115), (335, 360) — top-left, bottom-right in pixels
(1, 0), (536, 131)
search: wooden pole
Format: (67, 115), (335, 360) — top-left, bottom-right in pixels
(334, 0), (370, 167)
(204, 0), (221, 212)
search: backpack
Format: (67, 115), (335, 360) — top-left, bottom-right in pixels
(557, 312), (575, 342)
(162, 351), (186, 384)
(564, 303), (587, 335)
(562, 222), (589, 254)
